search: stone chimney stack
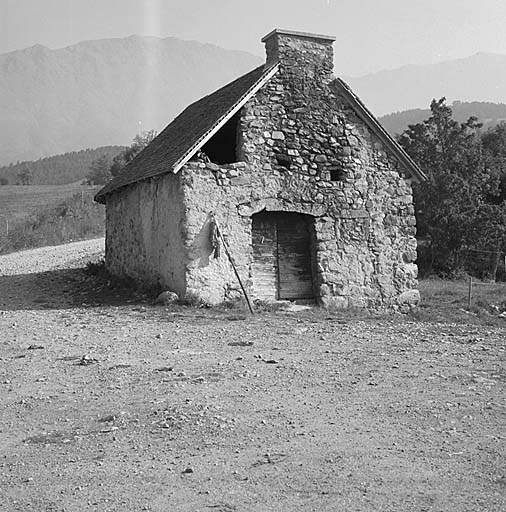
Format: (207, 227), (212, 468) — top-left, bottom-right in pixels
(261, 29), (336, 83)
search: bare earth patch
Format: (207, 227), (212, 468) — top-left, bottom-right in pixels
(0, 240), (505, 511)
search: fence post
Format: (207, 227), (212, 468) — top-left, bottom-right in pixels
(467, 276), (473, 309)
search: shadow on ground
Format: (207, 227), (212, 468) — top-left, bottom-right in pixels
(0, 268), (145, 311)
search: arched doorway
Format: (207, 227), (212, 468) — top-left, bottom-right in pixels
(251, 211), (315, 301)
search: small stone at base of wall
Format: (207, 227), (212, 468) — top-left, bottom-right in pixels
(155, 290), (179, 305)
(321, 296), (349, 309)
(397, 289), (420, 310)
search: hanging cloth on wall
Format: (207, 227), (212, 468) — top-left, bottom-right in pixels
(210, 217), (221, 259)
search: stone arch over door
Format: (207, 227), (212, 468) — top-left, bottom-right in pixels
(251, 210), (315, 301)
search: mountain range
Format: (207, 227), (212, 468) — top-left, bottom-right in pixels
(0, 36), (262, 165)
(2, 36), (506, 165)
(344, 52), (506, 116)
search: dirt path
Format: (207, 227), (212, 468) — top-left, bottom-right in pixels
(1, 240), (505, 511)
(0, 239), (105, 311)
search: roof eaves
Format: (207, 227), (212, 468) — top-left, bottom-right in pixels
(332, 78), (427, 183)
(94, 63), (278, 204)
(172, 62), (279, 174)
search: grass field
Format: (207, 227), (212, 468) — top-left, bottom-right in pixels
(0, 192), (105, 255)
(417, 277), (506, 325)
(0, 183), (100, 234)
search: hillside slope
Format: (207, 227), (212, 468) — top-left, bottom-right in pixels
(0, 146), (124, 185)
(0, 35), (262, 165)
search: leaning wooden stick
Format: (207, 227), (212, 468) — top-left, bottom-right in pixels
(214, 218), (254, 314)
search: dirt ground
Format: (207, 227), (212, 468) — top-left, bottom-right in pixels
(1, 239), (505, 511)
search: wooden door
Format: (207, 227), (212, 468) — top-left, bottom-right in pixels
(251, 211), (314, 301)
(277, 214), (314, 299)
(251, 211), (278, 301)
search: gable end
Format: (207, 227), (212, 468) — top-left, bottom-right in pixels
(332, 78), (426, 183)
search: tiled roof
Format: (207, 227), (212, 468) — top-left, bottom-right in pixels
(95, 64), (276, 202)
(332, 78), (426, 182)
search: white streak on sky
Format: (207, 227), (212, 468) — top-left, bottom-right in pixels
(139, 0), (162, 132)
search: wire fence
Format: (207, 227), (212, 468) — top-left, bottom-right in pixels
(466, 276), (506, 309)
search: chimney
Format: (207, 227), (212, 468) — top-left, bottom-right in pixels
(261, 29), (336, 82)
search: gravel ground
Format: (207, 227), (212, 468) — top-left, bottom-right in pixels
(0, 238), (105, 276)
(0, 240), (505, 512)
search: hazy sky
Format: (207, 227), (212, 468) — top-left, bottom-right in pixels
(2, 0), (506, 75)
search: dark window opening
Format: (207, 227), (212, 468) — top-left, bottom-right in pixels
(201, 113), (239, 164)
(276, 154), (292, 169)
(329, 167), (346, 182)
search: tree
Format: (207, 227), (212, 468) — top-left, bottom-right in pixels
(85, 155), (112, 185)
(16, 167), (32, 185)
(468, 202), (506, 279)
(481, 122), (506, 204)
(397, 98), (503, 274)
(110, 130), (157, 177)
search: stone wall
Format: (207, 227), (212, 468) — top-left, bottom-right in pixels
(179, 32), (419, 309)
(177, 162), (252, 304)
(105, 172), (187, 295)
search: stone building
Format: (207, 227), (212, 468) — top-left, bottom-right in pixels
(95, 29), (425, 309)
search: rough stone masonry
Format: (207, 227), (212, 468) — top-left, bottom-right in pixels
(100, 30), (421, 310)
